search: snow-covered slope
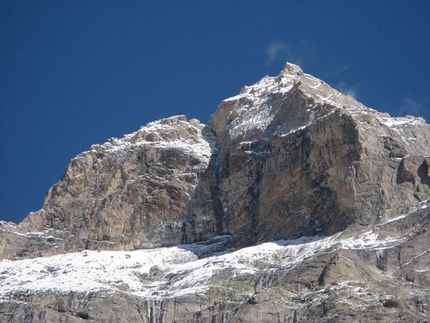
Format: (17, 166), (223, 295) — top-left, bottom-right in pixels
(0, 225), (414, 299)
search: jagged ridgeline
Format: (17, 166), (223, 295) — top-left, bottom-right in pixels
(1, 63), (429, 322)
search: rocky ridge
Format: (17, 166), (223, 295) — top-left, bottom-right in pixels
(0, 63), (429, 322)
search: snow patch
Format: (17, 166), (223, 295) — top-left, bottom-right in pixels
(0, 228), (410, 300)
(339, 231), (404, 250)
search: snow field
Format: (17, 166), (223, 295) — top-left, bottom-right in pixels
(0, 229), (406, 299)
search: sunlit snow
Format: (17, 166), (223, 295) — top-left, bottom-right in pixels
(0, 230), (406, 300)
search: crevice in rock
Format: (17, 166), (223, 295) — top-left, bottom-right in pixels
(206, 129), (227, 236)
(418, 160), (430, 186)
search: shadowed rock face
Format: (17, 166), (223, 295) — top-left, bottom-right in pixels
(1, 63), (429, 322)
(212, 109), (362, 246)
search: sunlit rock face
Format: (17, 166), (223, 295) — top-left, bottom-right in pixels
(1, 63), (429, 322)
(2, 116), (218, 258)
(210, 62), (430, 245)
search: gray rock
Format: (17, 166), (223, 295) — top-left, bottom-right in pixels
(210, 62), (430, 245)
(1, 116), (218, 258)
(1, 63), (429, 322)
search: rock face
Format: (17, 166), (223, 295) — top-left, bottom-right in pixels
(210, 63), (430, 245)
(2, 116), (218, 257)
(1, 63), (429, 322)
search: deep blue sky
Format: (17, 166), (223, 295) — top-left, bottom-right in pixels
(1, 1), (429, 223)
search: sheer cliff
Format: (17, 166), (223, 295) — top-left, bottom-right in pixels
(210, 63), (430, 246)
(0, 63), (429, 322)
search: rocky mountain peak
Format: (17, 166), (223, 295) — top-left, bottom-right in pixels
(210, 62), (367, 143)
(10, 115), (217, 256)
(1, 63), (428, 256)
(281, 61), (304, 75)
(1, 63), (429, 322)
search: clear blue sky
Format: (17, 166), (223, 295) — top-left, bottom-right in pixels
(1, 1), (429, 223)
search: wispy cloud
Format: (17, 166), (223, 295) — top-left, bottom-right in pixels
(326, 64), (350, 77)
(335, 82), (360, 99)
(265, 42), (288, 66)
(397, 97), (427, 117)
(264, 38), (314, 69)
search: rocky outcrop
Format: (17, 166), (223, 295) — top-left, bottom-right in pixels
(1, 63), (429, 322)
(1, 116), (218, 258)
(210, 62), (430, 245)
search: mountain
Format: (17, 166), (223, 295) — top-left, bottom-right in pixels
(0, 63), (429, 322)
